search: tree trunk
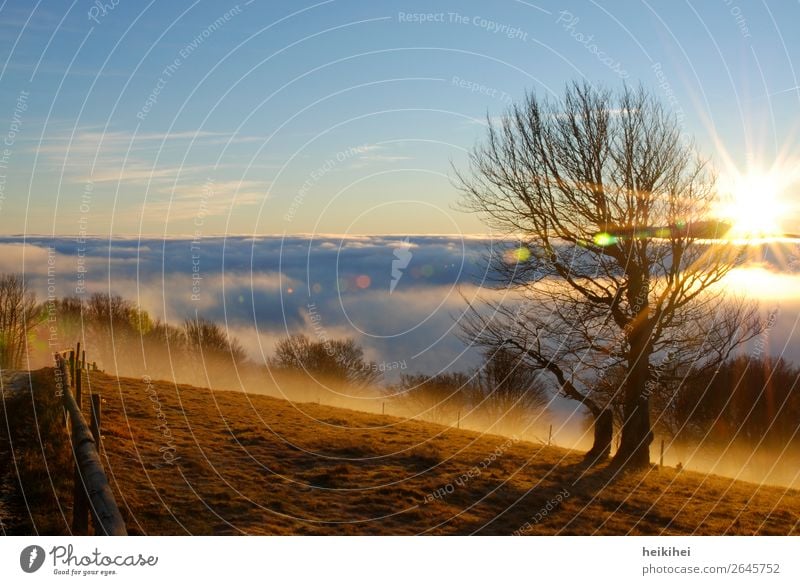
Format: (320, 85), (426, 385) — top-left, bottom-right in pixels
(612, 332), (654, 469)
(613, 391), (653, 469)
(583, 408), (613, 465)
(611, 269), (654, 470)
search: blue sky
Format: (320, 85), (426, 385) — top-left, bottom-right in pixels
(1, 0), (798, 236)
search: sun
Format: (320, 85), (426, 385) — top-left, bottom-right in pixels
(716, 171), (787, 239)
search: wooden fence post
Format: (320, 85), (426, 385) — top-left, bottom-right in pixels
(90, 394), (102, 447)
(71, 350), (89, 535)
(69, 350), (76, 384)
(74, 359), (82, 410)
(89, 393), (102, 534)
(457, 410), (461, 430)
(660, 439), (665, 468)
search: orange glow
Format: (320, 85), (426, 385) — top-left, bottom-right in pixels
(721, 266), (800, 300)
(716, 170), (788, 239)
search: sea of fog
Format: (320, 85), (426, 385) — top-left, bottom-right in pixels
(2, 234), (799, 376)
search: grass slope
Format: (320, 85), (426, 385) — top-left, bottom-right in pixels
(17, 369), (800, 535)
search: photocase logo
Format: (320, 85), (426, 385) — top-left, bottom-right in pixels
(20, 545), (46, 573)
(390, 237), (413, 293)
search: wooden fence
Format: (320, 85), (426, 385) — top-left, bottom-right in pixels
(55, 343), (126, 536)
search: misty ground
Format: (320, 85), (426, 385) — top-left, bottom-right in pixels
(2, 368), (799, 535)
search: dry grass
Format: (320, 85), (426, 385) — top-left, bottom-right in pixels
(9, 368), (800, 535)
(1, 369), (73, 535)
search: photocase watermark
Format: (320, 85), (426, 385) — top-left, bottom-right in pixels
(48, 243), (65, 400)
(47, 544), (158, 576)
(363, 359), (407, 373)
(190, 178), (214, 302)
(397, 12), (528, 41)
(285, 144), (374, 222)
(307, 302), (337, 357)
(390, 237), (413, 293)
(306, 303), (406, 375)
(451, 76), (513, 106)
(22, 543), (158, 575)
(750, 307), (779, 361)
(556, 11), (629, 79)
(651, 63), (692, 148)
(0, 89), (29, 215)
(645, 347), (678, 398)
(20, 545), (46, 573)
(136, 5), (243, 120)
(143, 375), (181, 466)
(512, 487), (570, 534)
(87, 0), (120, 24)
(422, 436), (518, 504)
(53, 355), (66, 398)
(75, 180), (93, 295)
(722, 0), (752, 39)
(652, 63), (686, 125)
(45, 246), (62, 360)
(449, 12), (528, 41)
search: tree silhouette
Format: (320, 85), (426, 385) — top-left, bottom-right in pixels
(0, 274), (42, 369)
(396, 371), (474, 424)
(473, 345), (549, 436)
(183, 317), (247, 369)
(270, 334), (380, 389)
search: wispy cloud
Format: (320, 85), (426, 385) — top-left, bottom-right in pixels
(343, 144), (413, 169)
(146, 179), (268, 220)
(33, 128), (268, 188)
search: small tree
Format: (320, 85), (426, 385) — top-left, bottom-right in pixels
(83, 293), (153, 369)
(184, 317), (247, 363)
(141, 319), (190, 380)
(0, 274), (41, 369)
(396, 371), (475, 424)
(474, 345), (549, 436)
(269, 334), (380, 389)
(50, 297), (84, 348)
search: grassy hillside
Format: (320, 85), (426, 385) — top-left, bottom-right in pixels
(9, 368), (800, 535)
(1, 369), (73, 535)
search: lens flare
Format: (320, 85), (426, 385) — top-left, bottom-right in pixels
(593, 232), (617, 247)
(504, 246), (532, 263)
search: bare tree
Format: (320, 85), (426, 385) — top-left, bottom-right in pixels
(396, 371), (475, 425)
(83, 293), (153, 369)
(184, 317), (247, 363)
(473, 345), (549, 436)
(456, 82), (761, 469)
(269, 334), (380, 389)
(0, 274), (41, 369)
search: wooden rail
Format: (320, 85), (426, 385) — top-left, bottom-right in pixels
(55, 346), (127, 536)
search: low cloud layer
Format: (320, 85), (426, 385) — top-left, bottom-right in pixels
(2, 235), (799, 378)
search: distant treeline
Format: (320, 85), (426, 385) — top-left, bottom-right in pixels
(594, 354), (800, 451)
(1, 273), (799, 450)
